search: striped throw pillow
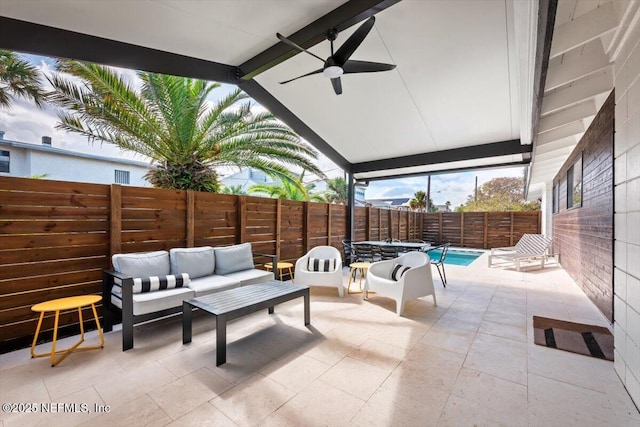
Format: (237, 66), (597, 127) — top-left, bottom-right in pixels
(390, 264), (411, 281)
(132, 273), (190, 293)
(307, 258), (337, 272)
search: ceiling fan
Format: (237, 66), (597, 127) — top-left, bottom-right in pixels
(276, 16), (396, 95)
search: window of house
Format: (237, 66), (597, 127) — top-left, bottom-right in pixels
(0, 150), (9, 173)
(567, 155), (582, 209)
(552, 182), (559, 214)
(114, 169), (130, 184)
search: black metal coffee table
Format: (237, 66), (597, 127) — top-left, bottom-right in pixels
(182, 281), (310, 366)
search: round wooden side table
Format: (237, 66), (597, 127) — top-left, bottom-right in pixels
(265, 262), (295, 282)
(348, 262), (371, 293)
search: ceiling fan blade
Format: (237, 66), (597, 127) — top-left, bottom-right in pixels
(279, 68), (323, 84)
(342, 60), (396, 74)
(276, 33), (325, 63)
(331, 77), (343, 95)
(333, 16), (376, 65)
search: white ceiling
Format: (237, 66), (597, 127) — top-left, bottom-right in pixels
(526, 0), (639, 199)
(1, 0), (537, 179)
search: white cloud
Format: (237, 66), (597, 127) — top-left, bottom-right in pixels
(364, 166), (525, 207)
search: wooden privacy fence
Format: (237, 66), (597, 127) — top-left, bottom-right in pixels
(0, 176), (423, 348)
(422, 211), (541, 249)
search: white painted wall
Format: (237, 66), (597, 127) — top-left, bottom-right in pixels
(540, 182), (553, 238)
(0, 144), (150, 186)
(0, 148), (30, 177)
(29, 151), (149, 186)
(613, 11), (640, 407)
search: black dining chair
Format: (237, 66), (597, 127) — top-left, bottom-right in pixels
(426, 243), (450, 287)
(379, 245), (399, 260)
(342, 240), (356, 265)
(353, 244), (377, 262)
(401, 239), (426, 252)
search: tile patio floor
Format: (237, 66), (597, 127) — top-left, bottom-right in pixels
(1, 253), (639, 426)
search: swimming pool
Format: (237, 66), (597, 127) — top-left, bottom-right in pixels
(427, 248), (483, 266)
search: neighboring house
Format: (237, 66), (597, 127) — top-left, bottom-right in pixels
(220, 168), (279, 193)
(354, 186), (366, 205)
(0, 131), (150, 186)
(434, 204), (452, 212)
(365, 197), (411, 210)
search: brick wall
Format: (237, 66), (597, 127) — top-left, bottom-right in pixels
(553, 91), (614, 321)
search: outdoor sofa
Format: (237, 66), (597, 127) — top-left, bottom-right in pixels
(102, 243), (275, 350)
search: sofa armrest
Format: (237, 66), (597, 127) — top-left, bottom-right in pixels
(253, 252), (278, 266)
(253, 252), (279, 278)
(102, 269), (134, 332)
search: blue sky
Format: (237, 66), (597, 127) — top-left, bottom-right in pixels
(0, 53), (524, 206)
(363, 167), (524, 208)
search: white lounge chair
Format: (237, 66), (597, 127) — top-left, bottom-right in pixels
(488, 234), (553, 271)
(363, 251), (436, 315)
(295, 246), (344, 297)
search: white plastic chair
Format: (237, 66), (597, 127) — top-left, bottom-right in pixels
(363, 251), (436, 315)
(294, 246), (344, 297)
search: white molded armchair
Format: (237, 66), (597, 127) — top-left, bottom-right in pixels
(363, 251), (436, 315)
(295, 246), (344, 297)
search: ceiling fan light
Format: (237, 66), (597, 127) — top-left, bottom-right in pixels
(323, 66), (343, 79)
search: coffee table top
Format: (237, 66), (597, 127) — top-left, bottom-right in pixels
(185, 281), (308, 315)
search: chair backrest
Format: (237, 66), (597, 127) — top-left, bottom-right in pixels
(426, 243), (450, 264)
(353, 244), (375, 262)
(379, 245), (399, 260)
(342, 240), (353, 258)
(307, 245), (341, 261)
(514, 234), (552, 255)
(397, 251), (429, 268)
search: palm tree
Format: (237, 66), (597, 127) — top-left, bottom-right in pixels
(324, 177), (348, 204)
(47, 60), (324, 192)
(220, 185), (246, 195)
(409, 190), (427, 212)
(249, 173), (325, 202)
(0, 50), (46, 109)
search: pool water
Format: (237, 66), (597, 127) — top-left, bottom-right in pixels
(427, 248), (483, 266)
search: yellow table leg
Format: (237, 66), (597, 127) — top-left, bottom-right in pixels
(91, 303), (106, 347)
(31, 303), (105, 367)
(30, 312), (45, 359)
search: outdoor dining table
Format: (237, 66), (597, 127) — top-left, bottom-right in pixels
(352, 240), (430, 251)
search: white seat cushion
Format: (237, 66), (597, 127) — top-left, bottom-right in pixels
(111, 287), (195, 316)
(222, 269), (274, 286)
(187, 275), (240, 297)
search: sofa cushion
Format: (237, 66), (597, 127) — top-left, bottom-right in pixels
(112, 251), (170, 277)
(187, 275), (240, 297)
(170, 247), (215, 279)
(131, 274), (190, 293)
(307, 257), (337, 272)
(214, 243), (254, 275)
(222, 269), (274, 286)
(111, 287), (194, 316)
(390, 263), (411, 281)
